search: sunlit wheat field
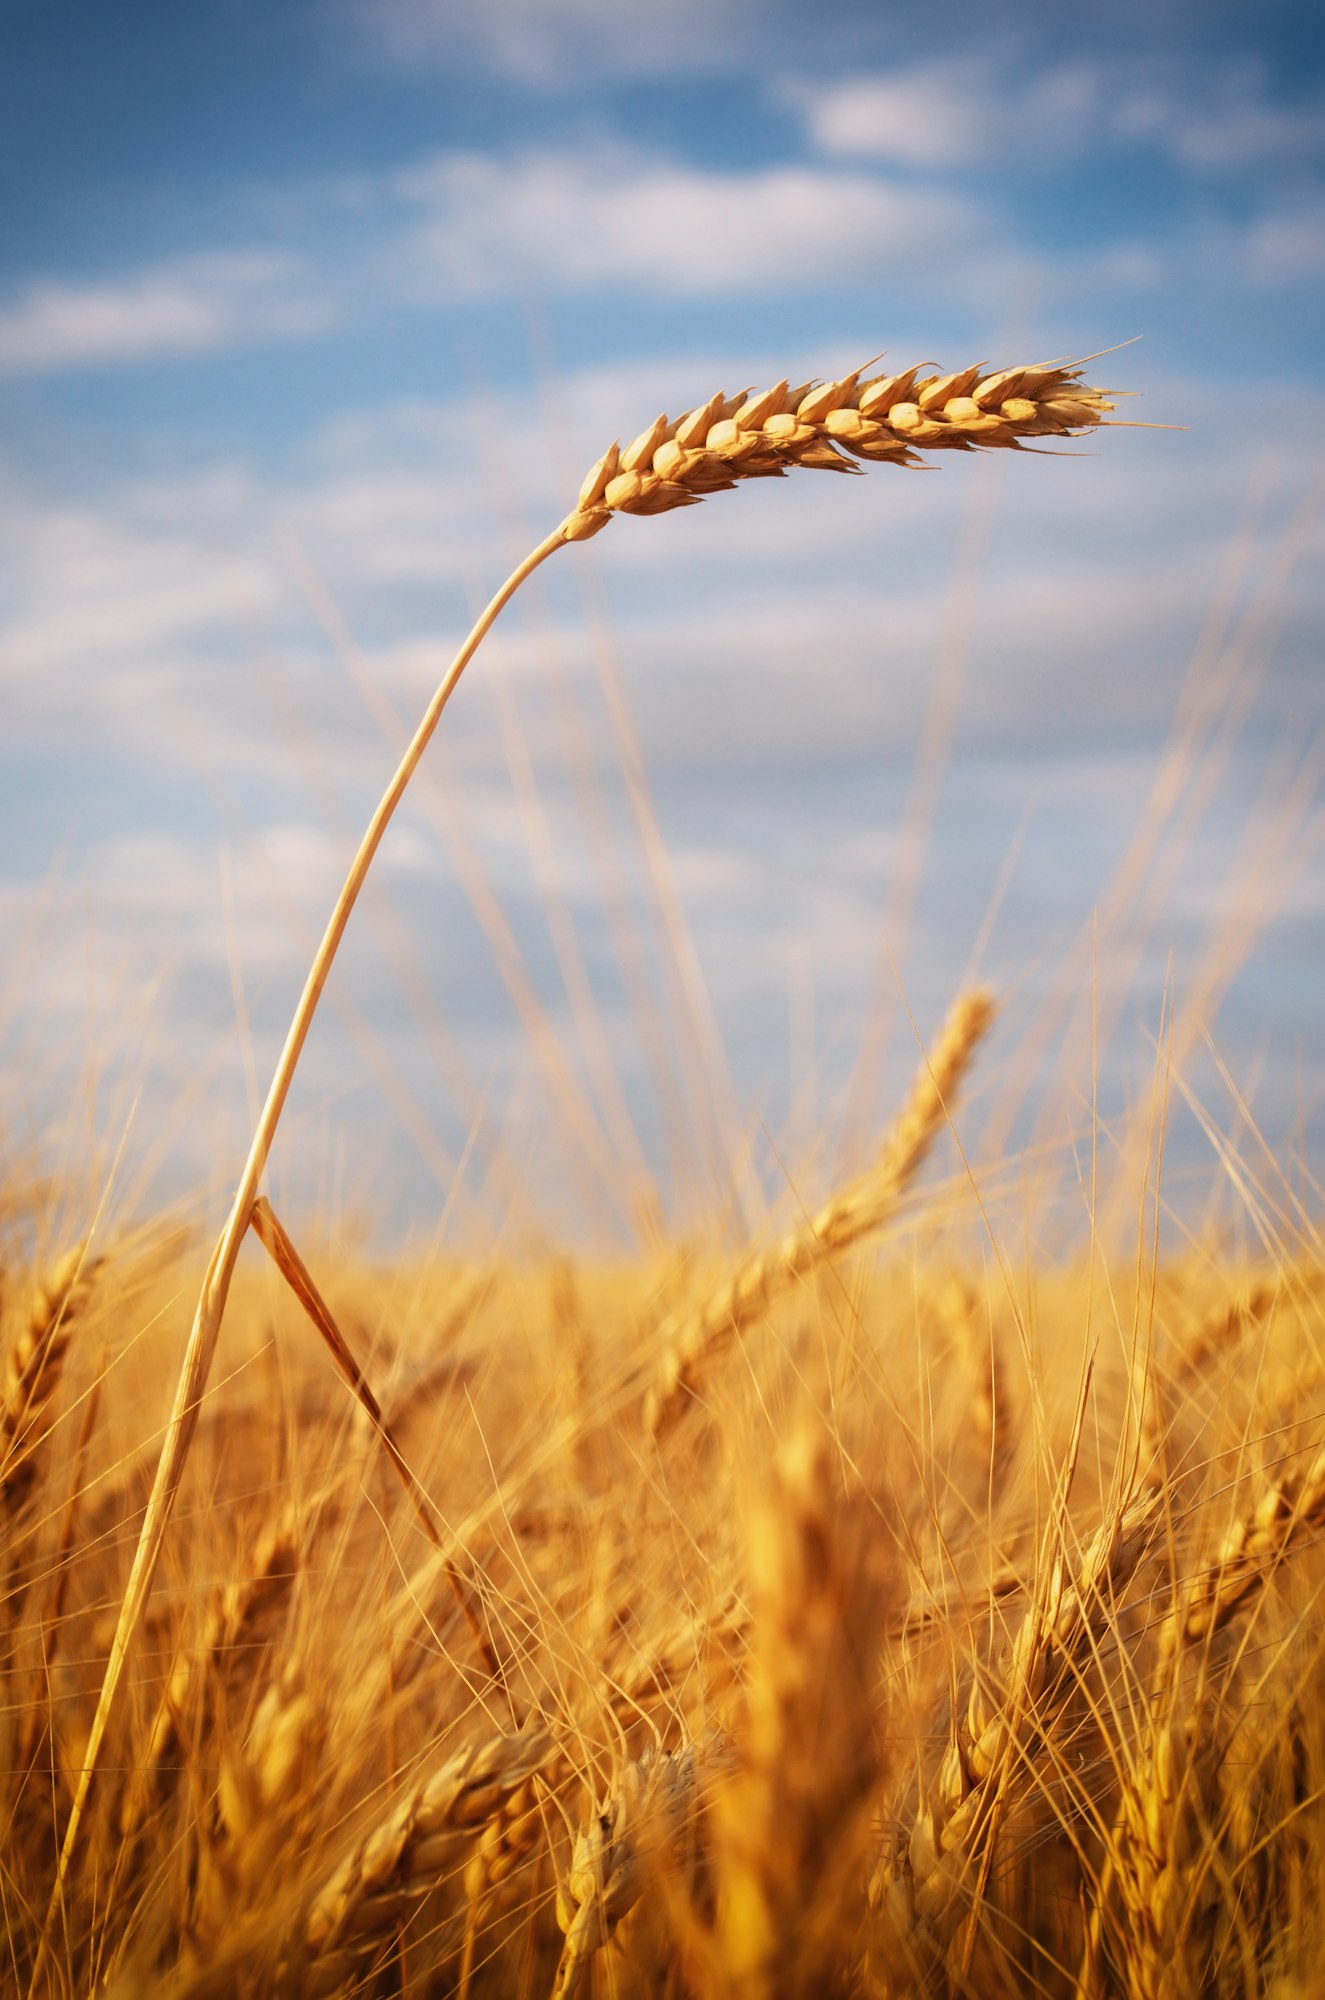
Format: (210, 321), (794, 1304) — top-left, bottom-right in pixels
(5, 327), (1325, 2000)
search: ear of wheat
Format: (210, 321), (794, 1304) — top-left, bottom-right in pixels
(302, 1726), (554, 1981)
(2, 1245), (98, 1509)
(566, 359), (1115, 538)
(645, 991), (995, 1437)
(50, 351), (1125, 1955)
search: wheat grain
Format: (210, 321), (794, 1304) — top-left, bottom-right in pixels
(645, 991), (994, 1436)
(1159, 1443), (1325, 1664)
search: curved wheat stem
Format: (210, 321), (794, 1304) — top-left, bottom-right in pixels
(42, 354), (1118, 1978)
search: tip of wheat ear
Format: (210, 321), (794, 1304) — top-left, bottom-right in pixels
(562, 359), (1116, 539)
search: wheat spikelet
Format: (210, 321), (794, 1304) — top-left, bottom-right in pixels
(302, 1726), (554, 1984)
(1081, 1452), (1325, 1995)
(872, 1487), (1161, 1983)
(190, 1674), (325, 1949)
(553, 1738), (715, 1998)
(119, 1502), (300, 1837)
(565, 360), (1116, 539)
(645, 991), (994, 1437)
(1159, 1442), (1325, 1664)
(456, 1773), (551, 1992)
(1099, 1711), (1226, 2000)
(1, 1244), (98, 1507)
(1172, 1278), (1276, 1384)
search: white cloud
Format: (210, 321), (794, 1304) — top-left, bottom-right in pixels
(796, 59), (1104, 169)
(3, 361), (1321, 1230)
(392, 144), (979, 298)
(1115, 62), (1325, 173)
(0, 251), (329, 376)
(798, 55), (1325, 178)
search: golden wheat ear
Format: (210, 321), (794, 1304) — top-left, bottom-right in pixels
(42, 350), (1125, 1984)
(644, 989), (995, 1437)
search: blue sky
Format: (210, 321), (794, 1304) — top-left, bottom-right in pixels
(2, 0), (1323, 1247)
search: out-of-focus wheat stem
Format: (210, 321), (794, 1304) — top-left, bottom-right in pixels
(645, 992), (994, 1436)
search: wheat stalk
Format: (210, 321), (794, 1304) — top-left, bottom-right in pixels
(48, 353), (1119, 1963)
(706, 1427), (893, 2000)
(645, 991), (995, 1436)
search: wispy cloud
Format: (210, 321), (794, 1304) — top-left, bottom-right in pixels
(0, 250), (328, 376)
(391, 144), (980, 298)
(796, 55), (1325, 177)
(794, 60), (1104, 170)
(336, 0), (760, 85)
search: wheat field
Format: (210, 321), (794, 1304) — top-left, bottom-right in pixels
(5, 358), (1323, 1999)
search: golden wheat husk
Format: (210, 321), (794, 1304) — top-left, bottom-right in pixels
(1083, 1443), (1325, 1998)
(1160, 1442), (1325, 1663)
(645, 990), (994, 1435)
(553, 1737), (717, 1997)
(871, 1484), (1163, 1987)
(190, 1674), (327, 1951)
